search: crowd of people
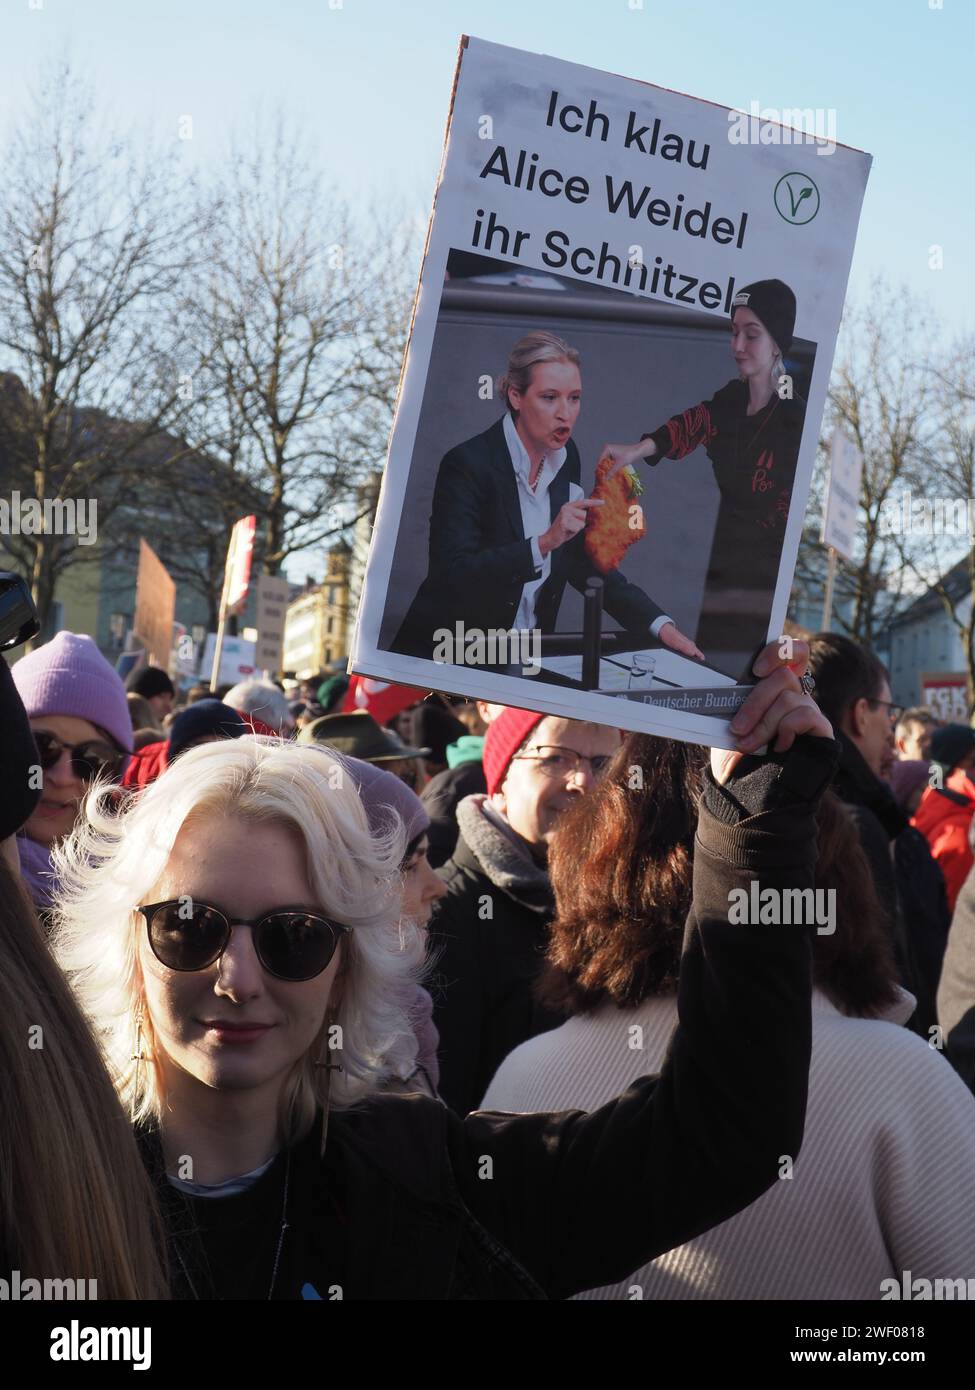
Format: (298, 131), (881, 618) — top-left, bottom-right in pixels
(2, 623), (975, 1300)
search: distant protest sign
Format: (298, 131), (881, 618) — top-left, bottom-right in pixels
(350, 36), (871, 748)
(253, 573), (290, 675)
(822, 430), (863, 563)
(921, 673), (967, 724)
(201, 633), (256, 687)
(133, 539), (176, 670)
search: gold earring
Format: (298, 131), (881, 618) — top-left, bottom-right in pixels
(314, 1011), (343, 1072)
(315, 1010), (341, 1158)
(130, 1000), (148, 1061)
(129, 1001), (148, 1123)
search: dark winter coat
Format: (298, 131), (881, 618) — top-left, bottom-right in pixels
(938, 821), (975, 1095)
(420, 759), (488, 868)
(830, 731), (938, 1033)
(428, 795), (563, 1116)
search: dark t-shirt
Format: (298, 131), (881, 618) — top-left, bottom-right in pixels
(146, 1122), (348, 1301)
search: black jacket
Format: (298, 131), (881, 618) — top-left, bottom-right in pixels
(428, 796), (562, 1115)
(393, 417), (666, 660)
(938, 832), (975, 1094)
(420, 759), (487, 869)
(830, 732), (937, 1033)
(145, 735), (837, 1300)
(830, 732), (906, 923)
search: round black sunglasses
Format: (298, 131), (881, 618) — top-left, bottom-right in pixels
(136, 899), (350, 982)
(33, 730), (124, 783)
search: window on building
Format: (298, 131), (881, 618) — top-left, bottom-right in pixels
(108, 612), (127, 651)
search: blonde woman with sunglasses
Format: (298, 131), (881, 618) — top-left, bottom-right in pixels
(53, 641), (837, 1300)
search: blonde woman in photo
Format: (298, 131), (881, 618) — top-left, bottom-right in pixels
(393, 329), (702, 667)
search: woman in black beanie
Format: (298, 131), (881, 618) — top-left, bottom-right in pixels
(603, 279), (805, 677)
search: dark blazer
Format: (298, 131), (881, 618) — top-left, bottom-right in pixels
(393, 417), (666, 659)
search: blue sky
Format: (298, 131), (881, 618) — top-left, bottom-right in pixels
(1, 0), (971, 337)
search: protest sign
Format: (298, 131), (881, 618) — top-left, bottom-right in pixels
(350, 36), (872, 748)
(210, 514), (257, 691)
(820, 429), (863, 628)
(254, 573), (290, 675)
(822, 430), (863, 563)
(133, 539), (176, 670)
(225, 515), (257, 615)
(921, 672), (968, 724)
(201, 633), (257, 688)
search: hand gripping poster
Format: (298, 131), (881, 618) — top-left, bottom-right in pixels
(350, 36), (872, 749)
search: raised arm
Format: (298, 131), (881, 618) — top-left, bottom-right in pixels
(602, 388), (730, 477)
(446, 641), (837, 1297)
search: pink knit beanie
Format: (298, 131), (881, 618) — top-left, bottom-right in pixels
(11, 631), (134, 753)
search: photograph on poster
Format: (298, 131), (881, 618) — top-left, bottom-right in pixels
(381, 249), (817, 706)
(350, 37), (871, 749)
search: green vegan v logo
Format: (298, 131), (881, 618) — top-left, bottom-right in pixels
(774, 172), (820, 224)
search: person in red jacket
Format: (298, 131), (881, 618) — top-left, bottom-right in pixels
(913, 725), (975, 912)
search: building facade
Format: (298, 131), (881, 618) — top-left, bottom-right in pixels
(282, 542), (352, 678)
(884, 557), (969, 710)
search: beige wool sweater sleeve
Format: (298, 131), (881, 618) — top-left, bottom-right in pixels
(482, 990), (975, 1300)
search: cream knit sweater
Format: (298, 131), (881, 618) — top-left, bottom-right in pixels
(481, 989), (975, 1299)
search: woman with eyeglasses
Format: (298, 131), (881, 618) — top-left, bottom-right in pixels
(11, 631), (131, 911)
(49, 639), (838, 1301)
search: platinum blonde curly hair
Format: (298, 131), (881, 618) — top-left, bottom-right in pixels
(50, 737), (423, 1142)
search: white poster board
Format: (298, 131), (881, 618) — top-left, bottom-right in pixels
(350, 36), (872, 749)
(254, 573), (290, 675)
(201, 634), (257, 687)
(822, 430), (863, 562)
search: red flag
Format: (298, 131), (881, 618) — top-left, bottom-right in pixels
(341, 676), (424, 725)
(224, 515), (257, 614)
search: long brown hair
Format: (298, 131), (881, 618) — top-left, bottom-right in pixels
(0, 856), (168, 1296)
(539, 733), (900, 1018)
(540, 737), (703, 1012)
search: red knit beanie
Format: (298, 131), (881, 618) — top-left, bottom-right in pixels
(483, 707), (545, 796)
